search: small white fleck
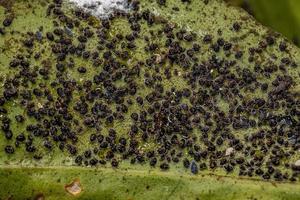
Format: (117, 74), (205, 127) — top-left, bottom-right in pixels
(65, 179), (82, 196)
(151, 7), (160, 16)
(225, 147), (234, 156)
(167, 115), (172, 123)
(154, 54), (162, 64)
(37, 102), (43, 109)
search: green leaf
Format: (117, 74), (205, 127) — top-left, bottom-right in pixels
(0, 0), (300, 199)
(1, 167), (300, 200)
(248, 0), (300, 44)
(226, 0), (300, 45)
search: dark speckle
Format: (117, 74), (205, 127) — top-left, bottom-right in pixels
(191, 161), (198, 174)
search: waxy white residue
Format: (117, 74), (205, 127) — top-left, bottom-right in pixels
(68, 0), (130, 18)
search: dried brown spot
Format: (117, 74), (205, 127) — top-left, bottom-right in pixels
(34, 193), (45, 200)
(271, 182), (277, 187)
(41, 59), (52, 68)
(65, 179), (82, 196)
(88, 16), (101, 28)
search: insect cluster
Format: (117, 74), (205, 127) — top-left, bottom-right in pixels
(0, 0), (299, 182)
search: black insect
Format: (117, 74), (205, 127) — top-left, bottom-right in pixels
(191, 161), (198, 174)
(5, 145), (14, 154)
(3, 17), (13, 27)
(160, 162), (170, 171)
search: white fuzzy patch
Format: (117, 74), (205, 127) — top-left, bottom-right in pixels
(68, 0), (130, 18)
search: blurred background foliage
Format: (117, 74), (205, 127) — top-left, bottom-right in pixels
(226, 0), (300, 46)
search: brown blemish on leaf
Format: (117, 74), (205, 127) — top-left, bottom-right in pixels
(88, 16), (101, 28)
(271, 182), (278, 187)
(65, 179), (82, 196)
(34, 193), (45, 200)
(4, 195), (13, 200)
(41, 59), (52, 69)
